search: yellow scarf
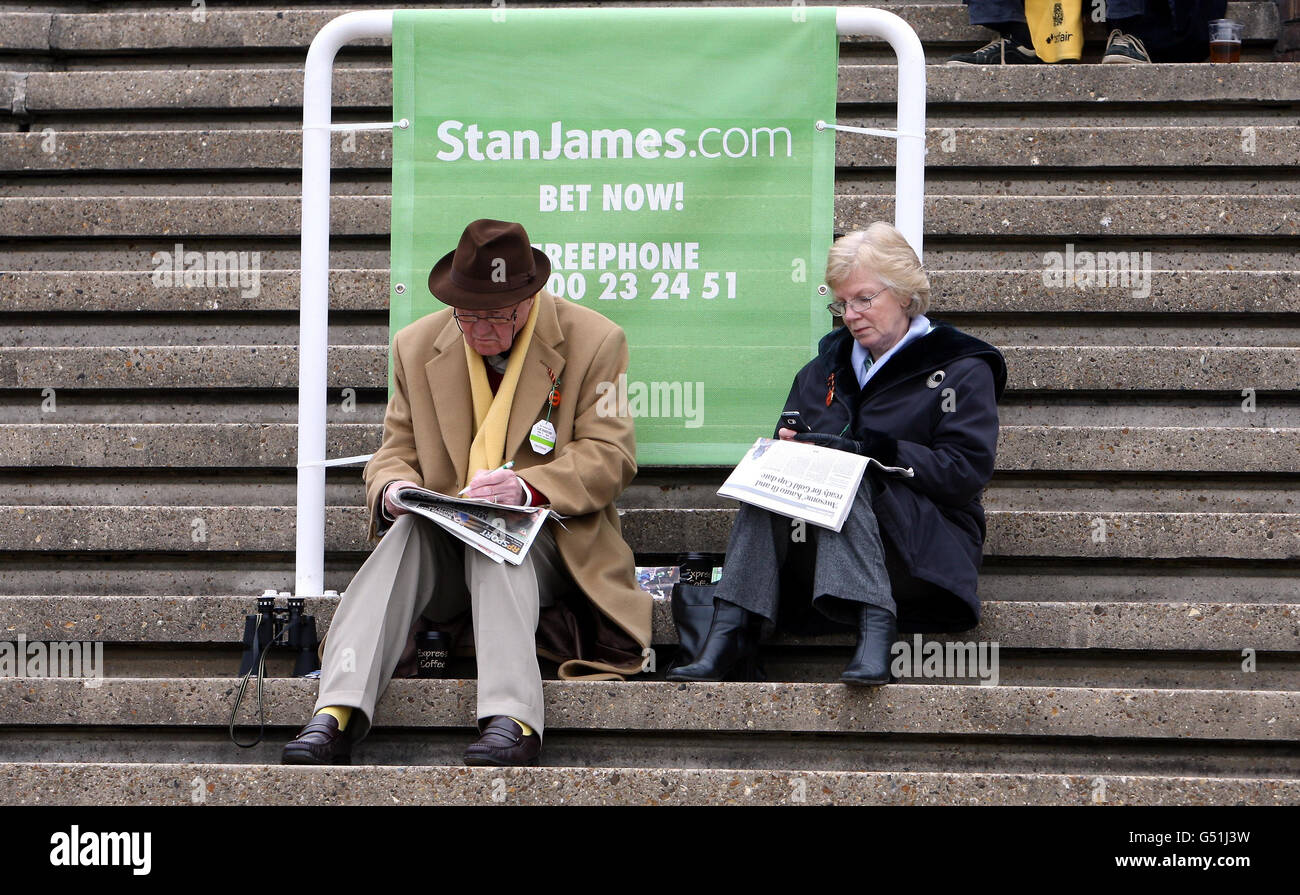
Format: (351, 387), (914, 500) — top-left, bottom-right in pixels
(462, 295), (541, 489)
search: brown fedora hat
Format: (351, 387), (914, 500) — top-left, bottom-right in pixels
(427, 219), (551, 310)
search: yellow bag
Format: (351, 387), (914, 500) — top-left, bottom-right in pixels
(1026, 0), (1084, 62)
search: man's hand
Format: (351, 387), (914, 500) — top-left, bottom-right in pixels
(382, 479), (423, 518)
(777, 427), (797, 441)
(463, 467), (525, 505)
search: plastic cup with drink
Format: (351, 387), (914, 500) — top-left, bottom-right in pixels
(1209, 19), (1243, 63)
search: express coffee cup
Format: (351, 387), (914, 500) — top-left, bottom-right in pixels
(415, 630), (454, 678)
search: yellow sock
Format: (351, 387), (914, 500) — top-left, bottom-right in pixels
(317, 705), (351, 731)
(509, 716), (534, 737)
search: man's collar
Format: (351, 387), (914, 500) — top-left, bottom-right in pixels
(434, 289), (564, 357)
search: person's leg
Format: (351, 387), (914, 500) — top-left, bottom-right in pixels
(665, 503), (803, 682)
(664, 503), (794, 681)
(809, 475), (898, 686)
(709, 502), (797, 622)
(809, 476), (895, 625)
(1105, 0), (1148, 24)
(986, 20), (1034, 45)
(1103, 0), (1154, 62)
(462, 524), (566, 740)
(949, 0), (1041, 64)
(965, 0), (1029, 29)
(312, 513), (465, 743)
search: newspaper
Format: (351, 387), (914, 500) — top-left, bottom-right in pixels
(718, 437), (914, 532)
(390, 486), (550, 565)
(636, 566), (680, 600)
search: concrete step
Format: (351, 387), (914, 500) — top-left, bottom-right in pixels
(2, 345), (1295, 390)
(0, 320), (383, 348)
(3, 195), (1296, 238)
(13, 110), (1294, 130)
(4, 395), (1289, 427)
(6, 677), (1298, 741)
(7, 245), (1296, 272)
(5, 126), (1299, 172)
(0, 4), (1277, 54)
(0, 506), (1294, 559)
(4, 478), (1296, 512)
(7, 320), (1300, 348)
(2, 761), (1294, 805)
(8, 644), (1293, 690)
(4, 424), (1297, 473)
(840, 196), (1300, 238)
(4, 594), (1296, 650)
(2, 321), (1300, 348)
(1, 563), (1294, 602)
(7, 173), (1300, 199)
(5, 65), (1295, 118)
(5, 269), (1297, 314)
(5, 724), (1300, 777)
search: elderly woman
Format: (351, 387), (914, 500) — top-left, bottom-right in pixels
(668, 222), (1006, 685)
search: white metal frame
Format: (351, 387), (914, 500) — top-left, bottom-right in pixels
(294, 7), (926, 598)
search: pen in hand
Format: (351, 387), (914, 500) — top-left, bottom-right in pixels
(458, 460), (515, 497)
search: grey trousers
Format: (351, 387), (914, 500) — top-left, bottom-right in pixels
(713, 474), (895, 627)
(315, 512), (572, 742)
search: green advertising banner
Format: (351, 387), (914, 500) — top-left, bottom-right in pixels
(390, 7), (838, 464)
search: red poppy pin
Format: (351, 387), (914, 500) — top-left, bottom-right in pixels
(546, 370), (562, 408)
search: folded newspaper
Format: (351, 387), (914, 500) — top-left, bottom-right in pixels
(718, 437), (914, 532)
(390, 486), (550, 565)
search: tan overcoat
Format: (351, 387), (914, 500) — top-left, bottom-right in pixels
(363, 290), (651, 679)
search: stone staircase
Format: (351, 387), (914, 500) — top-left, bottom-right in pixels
(0, 1), (1297, 806)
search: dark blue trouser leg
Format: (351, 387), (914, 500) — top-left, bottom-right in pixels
(963, 0), (1029, 27)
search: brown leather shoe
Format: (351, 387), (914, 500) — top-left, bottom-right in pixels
(281, 713), (352, 765)
(464, 716), (541, 767)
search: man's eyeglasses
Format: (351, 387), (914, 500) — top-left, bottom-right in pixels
(453, 305), (520, 329)
(826, 285), (890, 317)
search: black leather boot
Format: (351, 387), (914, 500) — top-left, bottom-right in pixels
(665, 598), (764, 682)
(840, 603), (897, 686)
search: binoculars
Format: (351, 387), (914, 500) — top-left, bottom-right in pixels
(237, 591), (321, 678)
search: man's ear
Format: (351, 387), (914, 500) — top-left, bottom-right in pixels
(512, 296), (536, 335)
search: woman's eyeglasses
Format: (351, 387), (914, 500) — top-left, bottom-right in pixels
(826, 285), (890, 317)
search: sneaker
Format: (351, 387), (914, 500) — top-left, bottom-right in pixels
(1102, 29), (1152, 63)
(946, 37), (1042, 66)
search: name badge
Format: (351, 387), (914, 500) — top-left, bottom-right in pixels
(529, 419), (556, 455)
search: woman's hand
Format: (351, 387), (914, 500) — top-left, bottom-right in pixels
(794, 429), (898, 464)
(793, 431), (863, 453)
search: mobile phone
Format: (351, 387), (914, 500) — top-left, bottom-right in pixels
(779, 410), (811, 433)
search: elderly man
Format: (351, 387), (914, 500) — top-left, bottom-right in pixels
(282, 219), (651, 767)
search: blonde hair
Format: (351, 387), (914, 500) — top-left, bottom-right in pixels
(824, 221), (930, 316)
